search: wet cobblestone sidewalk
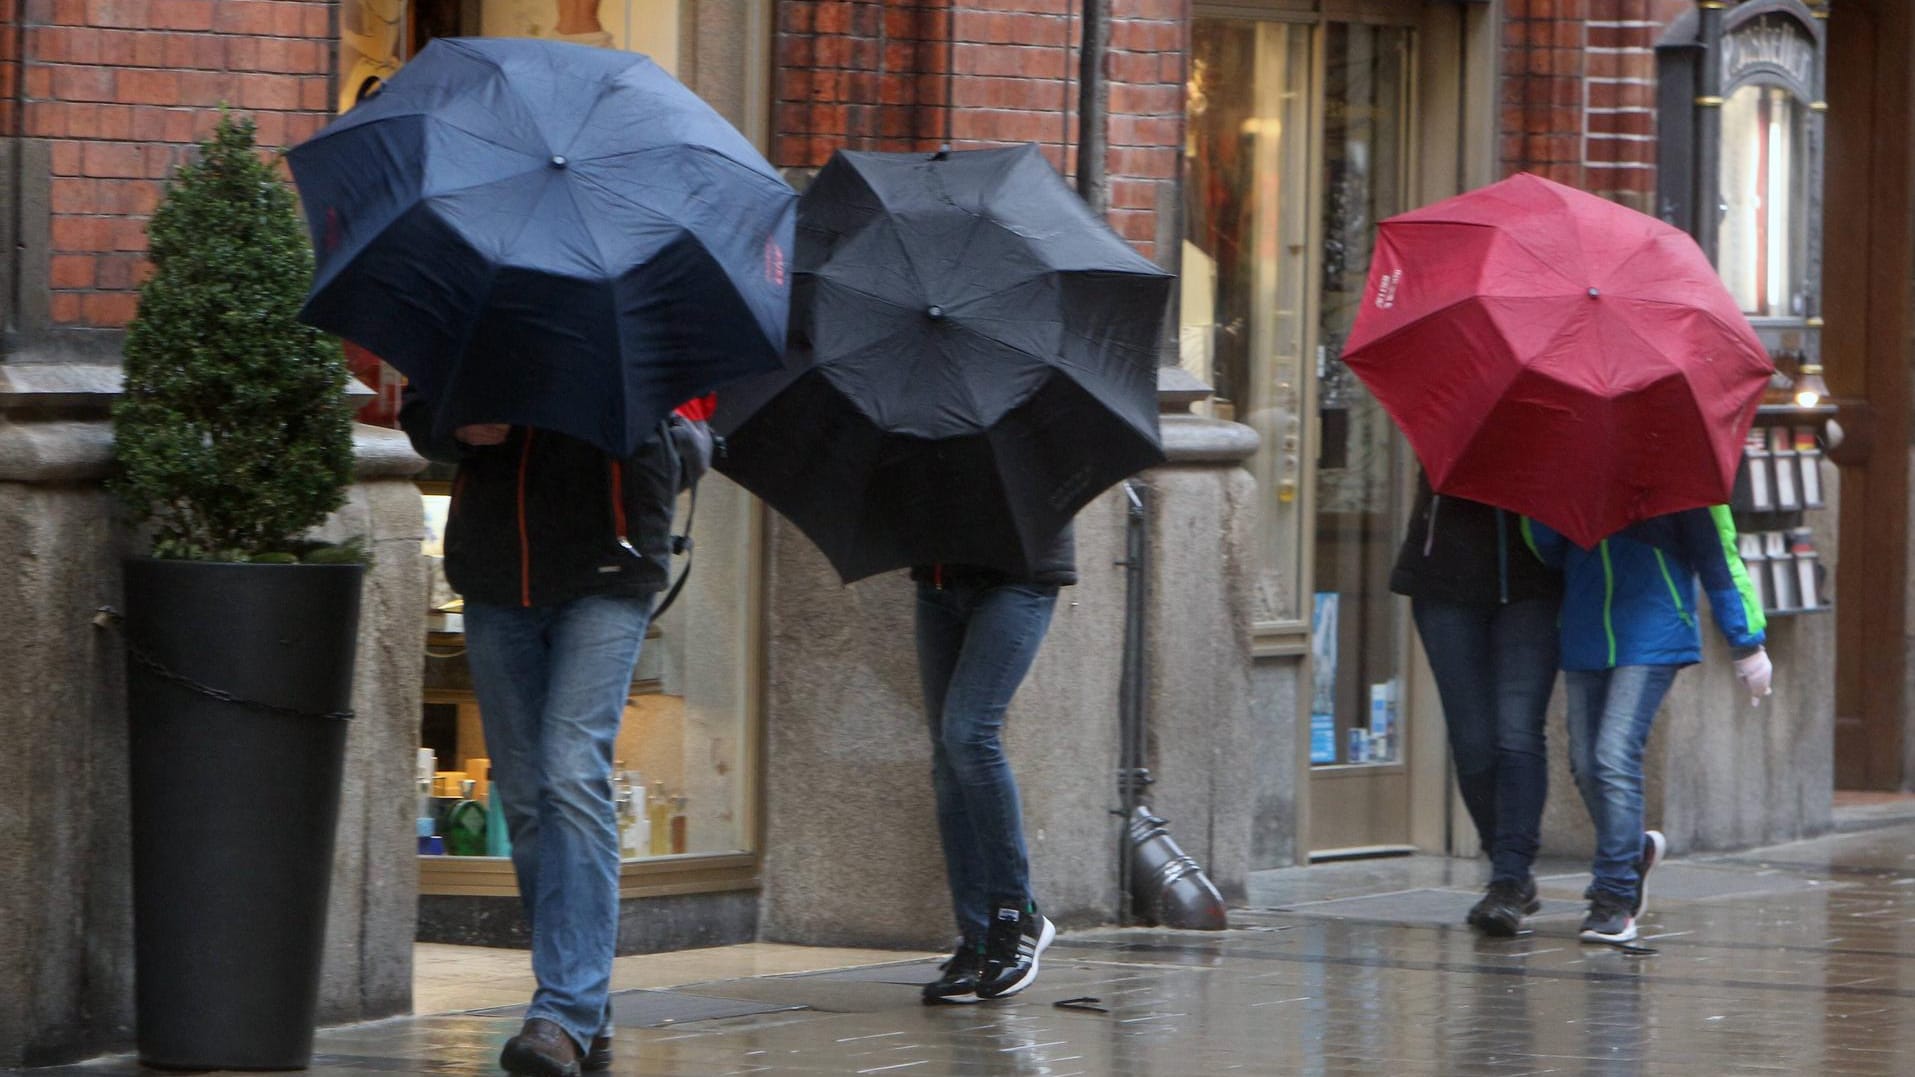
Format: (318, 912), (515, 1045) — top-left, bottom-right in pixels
(42, 823), (1915, 1075)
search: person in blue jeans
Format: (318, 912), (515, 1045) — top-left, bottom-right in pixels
(403, 392), (712, 1077)
(1391, 475), (1562, 936)
(913, 525), (1073, 1004)
(1525, 505), (1771, 944)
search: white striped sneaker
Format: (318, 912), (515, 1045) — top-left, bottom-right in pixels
(976, 905), (1056, 1000)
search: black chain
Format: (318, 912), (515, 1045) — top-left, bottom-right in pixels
(119, 634), (355, 722)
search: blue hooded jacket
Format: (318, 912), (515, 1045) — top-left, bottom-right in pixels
(1522, 506), (1766, 672)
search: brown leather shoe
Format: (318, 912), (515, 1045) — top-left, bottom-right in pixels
(500, 1018), (581, 1077)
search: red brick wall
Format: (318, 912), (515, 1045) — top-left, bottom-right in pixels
(13, 0), (335, 329)
(1501, 0), (1590, 189)
(1502, 0), (1687, 211)
(773, 0), (1185, 260)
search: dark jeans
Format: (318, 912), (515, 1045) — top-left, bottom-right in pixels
(1411, 596), (1560, 883)
(915, 579), (1058, 941)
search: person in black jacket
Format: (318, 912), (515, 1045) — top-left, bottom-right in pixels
(403, 391), (711, 1077)
(1390, 473), (1562, 936)
(913, 525), (1073, 1005)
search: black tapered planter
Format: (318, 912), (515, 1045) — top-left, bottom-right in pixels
(124, 558), (364, 1071)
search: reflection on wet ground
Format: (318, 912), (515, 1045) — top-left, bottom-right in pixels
(42, 825), (1915, 1075)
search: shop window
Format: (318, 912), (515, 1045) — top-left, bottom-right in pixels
(1183, 19), (1314, 628)
(1717, 84), (1808, 318)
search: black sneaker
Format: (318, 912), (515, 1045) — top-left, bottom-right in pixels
(976, 904), (1056, 1000)
(1467, 876), (1540, 937)
(921, 938), (985, 1005)
(1578, 890), (1637, 944)
(1634, 830), (1667, 919)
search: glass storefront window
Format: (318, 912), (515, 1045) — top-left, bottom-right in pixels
(1184, 19), (1313, 628)
(1718, 84), (1808, 317)
(350, 8), (764, 870)
(1312, 24), (1411, 768)
(1187, 16), (1413, 766)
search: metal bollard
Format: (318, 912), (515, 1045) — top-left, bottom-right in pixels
(1126, 805), (1228, 930)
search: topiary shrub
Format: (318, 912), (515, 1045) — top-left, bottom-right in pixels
(113, 112), (356, 562)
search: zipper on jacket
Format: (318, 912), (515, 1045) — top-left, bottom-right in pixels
(517, 429), (535, 607)
(1599, 540), (1617, 667)
(1653, 549), (1694, 627)
(1495, 509), (1509, 604)
(609, 457), (638, 556)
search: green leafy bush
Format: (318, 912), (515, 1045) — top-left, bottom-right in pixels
(113, 112), (355, 562)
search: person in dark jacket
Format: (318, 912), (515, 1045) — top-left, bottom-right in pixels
(403, 390), (711, 1077)
(914, 524), (1074, 1005)
(1390, 474), (1562, 937)
(1524, 505), (1769, 945)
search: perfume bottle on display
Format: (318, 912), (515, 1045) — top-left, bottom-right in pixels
(616, 787), (644, 858)
(484, 780), (512, 857)
(445, 779), (488, 856)
(647, 781), (671, 855)
(668, 794), (688, 855)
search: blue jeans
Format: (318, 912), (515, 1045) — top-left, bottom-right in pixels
(464, 593), (654, 1051)
(1411, 597), (1559, 883)
(915, 579), (1058, 941)
(1564, 664), (1679, 903)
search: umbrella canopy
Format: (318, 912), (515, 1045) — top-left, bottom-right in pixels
(288, 37), (795, 457)
(714, 145), (1171, 582)
(1341, 172), (1773, 548)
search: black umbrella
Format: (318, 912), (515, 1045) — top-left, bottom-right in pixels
(713, 145), (1171, 582)
(288, 37), (794, 457)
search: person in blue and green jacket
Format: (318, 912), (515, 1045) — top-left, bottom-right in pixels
(1523, 505), (1771, 945)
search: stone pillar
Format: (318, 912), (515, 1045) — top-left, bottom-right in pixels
(1133, 410), (1261, 901)
(758, 384), (1260, 945)
(0, 365), (426, 1067)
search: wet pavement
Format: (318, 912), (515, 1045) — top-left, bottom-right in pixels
(41, 823), (1915, 1075)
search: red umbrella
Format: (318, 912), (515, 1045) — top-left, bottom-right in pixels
(1342, 172), (1773, 548)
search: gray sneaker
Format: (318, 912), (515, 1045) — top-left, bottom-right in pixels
(1578, 891), (1637, 944)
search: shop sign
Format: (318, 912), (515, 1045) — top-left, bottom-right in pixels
(1721, 12), (1816, 97)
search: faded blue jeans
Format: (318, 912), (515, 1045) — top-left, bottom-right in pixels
(916, 579), (1058, 942)
(1564, 664), (1680, 903)
(465, 593), (654, 1052)
(1412, 597), (1560, 884)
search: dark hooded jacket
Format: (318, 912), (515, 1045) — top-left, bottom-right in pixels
(910, 524), (1078, 589)
(1389, 473), (1560, 606)
(402, 392), (711, 608)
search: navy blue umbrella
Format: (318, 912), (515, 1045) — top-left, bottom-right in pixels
(714, 145), (1171, 583)
(288, 37), (794, 456)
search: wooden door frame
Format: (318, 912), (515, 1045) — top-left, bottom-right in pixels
(1826, 0), (1913, 790)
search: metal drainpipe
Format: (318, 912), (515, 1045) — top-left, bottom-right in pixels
(1076, 0), (1108, 213)
(8, 0), (28, 341)
(1694, 0), (1727, 264)
(1115, 480), (1228, 930)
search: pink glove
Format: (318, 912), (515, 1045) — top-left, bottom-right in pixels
(1733, 647), (1773, 707)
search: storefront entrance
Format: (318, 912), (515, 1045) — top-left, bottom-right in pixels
(1184, 1), (1492, 859)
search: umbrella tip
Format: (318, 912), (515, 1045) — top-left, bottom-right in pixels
(1587, 287), (1599, 298)
(550, 154), (569, 169)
